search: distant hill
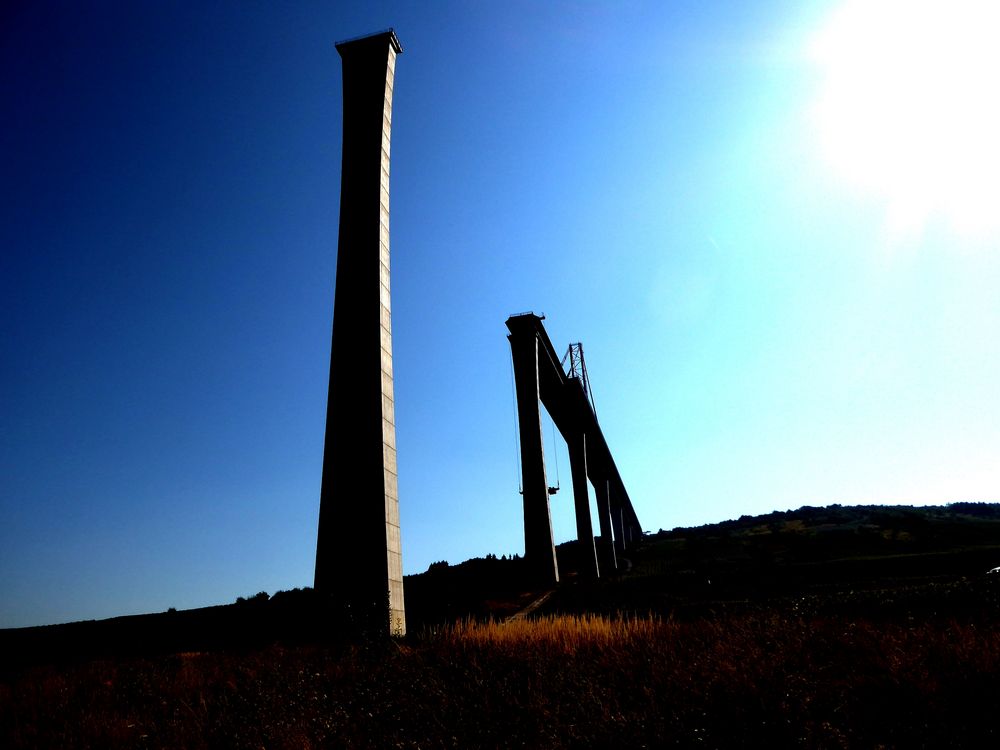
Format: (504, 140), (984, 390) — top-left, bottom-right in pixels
(535, 501), (1000, 621)
(404, 501), (1000, 625)
(4, 503), (1000, 670)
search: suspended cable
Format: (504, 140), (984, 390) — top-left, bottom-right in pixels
(508, 347), (522, 494)
(550, 418), (561, 494)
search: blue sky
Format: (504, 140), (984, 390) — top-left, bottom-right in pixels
(3, 1), (999, 628)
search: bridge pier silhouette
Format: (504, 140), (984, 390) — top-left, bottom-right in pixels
(507, 313), (642, 586)
(315, 30), (406, 636)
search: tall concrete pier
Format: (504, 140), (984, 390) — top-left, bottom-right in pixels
(315, 30), (405, 635)
(509, 325), (560, 586)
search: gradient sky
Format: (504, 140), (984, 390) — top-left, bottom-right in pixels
(3, 1), (999, 628)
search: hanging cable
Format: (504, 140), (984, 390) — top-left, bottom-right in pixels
(550, 418), (561, 494)
(508, 348), (522, 494)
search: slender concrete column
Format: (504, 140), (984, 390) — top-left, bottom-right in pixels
(315, 30), (405, 636)
(613, 482), (643, 547)
(626, 522), (636, 545)
(509, 333), (559, 586)
(594, 478), (618, 573)
(626, 511), (643, 544)
(611, 501), (626, 557)
(567, 431), (600, 579)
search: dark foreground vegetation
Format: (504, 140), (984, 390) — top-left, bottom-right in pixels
(4, 502), (1000, 748)
(4, 610), (1000, 748)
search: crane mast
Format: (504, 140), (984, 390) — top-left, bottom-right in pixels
(561, 342), (597, 416)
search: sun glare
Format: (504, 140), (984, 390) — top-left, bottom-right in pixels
(810, 0), (1000, 239)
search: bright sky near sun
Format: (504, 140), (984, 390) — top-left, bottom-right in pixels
(810, 0), (1000, 239)
(2, 1), (998, 628)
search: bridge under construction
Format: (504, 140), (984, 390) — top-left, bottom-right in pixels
(507, 313), (642, 585)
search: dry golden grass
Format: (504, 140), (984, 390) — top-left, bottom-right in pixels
(442, 613), (665, 649)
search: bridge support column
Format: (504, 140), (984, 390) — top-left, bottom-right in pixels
(611, 501), (626, 558)
(594, 478), (618, 573)
(568, 431), (600, 579)
(315, 30), (405, 636)
(509, 333), (559, 586)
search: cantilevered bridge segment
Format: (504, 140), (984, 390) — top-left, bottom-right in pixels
(506, 313), (642, 585)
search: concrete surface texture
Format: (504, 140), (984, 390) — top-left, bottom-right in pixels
(315, 30), (405, 635)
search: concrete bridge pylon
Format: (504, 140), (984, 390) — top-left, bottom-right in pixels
(315, 30), (405, 636)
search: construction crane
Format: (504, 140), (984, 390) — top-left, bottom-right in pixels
(561, 342), (597, 417)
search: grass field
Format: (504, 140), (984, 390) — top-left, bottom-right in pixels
(3, 610), (1000, 748)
